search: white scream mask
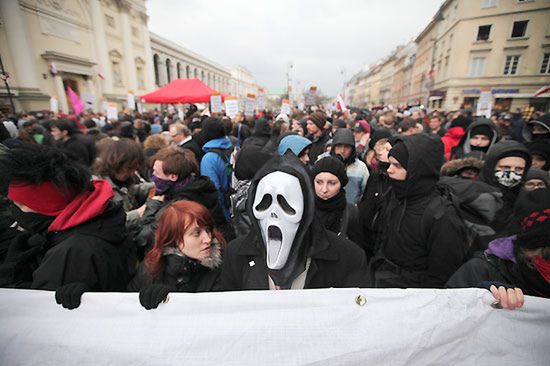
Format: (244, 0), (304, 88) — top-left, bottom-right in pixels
(252, 171), (304, 269)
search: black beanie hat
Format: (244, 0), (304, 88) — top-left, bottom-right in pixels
(308, 111), (326, 130)
(514, 188), (550, 250)
(470, 124), (494, 140)
(369, 128), (393, 150)
(527, 141), (550, 161)
(202, 117), (225, 141)
(312, 156), (348, 186)
(388, 141), (409, 170)
(451, 115), (471, 130)
(234, 145), (273, 181)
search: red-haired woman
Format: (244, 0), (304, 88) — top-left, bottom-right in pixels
(128, 200), (225, 310)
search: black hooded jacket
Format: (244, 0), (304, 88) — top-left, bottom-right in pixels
(135, 176), (233, 253)
(221, 155), (368, 290)
(242, 118), (271, 148)
(479, 140), (531, 236)
(372, 134), (468, 288)
(451, 118), (498, 160)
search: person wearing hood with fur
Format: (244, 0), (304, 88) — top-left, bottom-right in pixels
(479, 140), (532, 236)
(135, 146), (233, 256)
(129, 201), (225, 309)
(450, 118), (498, 160)
(0, 144), (131, 309)
(317, 128), (370, 204)
(370, 134), (469, 288)
(440, 153), (484, 180)
(200, 117), (234, 221)
(221, 154), (368, 290)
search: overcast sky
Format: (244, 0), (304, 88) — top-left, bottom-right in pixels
(146, 0), (443, 96)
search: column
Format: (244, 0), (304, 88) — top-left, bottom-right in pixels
(89, 0), (113, 94)
(119, 1), (138, 91)
(0, 0), (40, 89)
(140, 11), (155, 91)
(54, 75), (69, 114)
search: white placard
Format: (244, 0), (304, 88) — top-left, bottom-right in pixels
(256, 94), (266, 111)
(107, 103), (118, 120)
(225, 98), (239, 119)
(177, 107), (184, 121)
(210, 95), (223, 113)
(81, 92), (95, 111)
(0, 288), (548, 366)
(281, 99), (291, 115)
(49, 96), (58, 113)
(244, 96), (256, 117)
(100, 100), (109, 115)
(127, 93), (135, 111)
(477, 90), (492, 118)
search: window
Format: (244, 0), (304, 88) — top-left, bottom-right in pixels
(540, 53), (550, 74)
(511, 20), (528, 38)
(481, 0), (496, 8)
(186, 65), (190, 79)
(470, 57), (485, 76)
(177, 62), (181, 79)
(136, 66), (145, 89)
(153, 54), (160, 85)
(165, 59), (171, 82)
(112, 61), (123, 86)
(477, 25), (492, 41)
(503, 55), (520, 75)
(105, 15), (115, 28)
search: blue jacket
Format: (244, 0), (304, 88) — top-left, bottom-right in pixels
(201, 137), (233, 221)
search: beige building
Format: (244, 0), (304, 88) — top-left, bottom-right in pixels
(347, 0), (550, 113)
(0, 0), (155, 113)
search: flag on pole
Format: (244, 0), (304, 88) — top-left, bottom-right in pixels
(534, 85), (550, 97)
(97, 70), (105, 80)
(337, 94), (347, 113)
(67, 86), (85, 115)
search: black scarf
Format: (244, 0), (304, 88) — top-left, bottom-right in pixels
(315, 190), (347, 233)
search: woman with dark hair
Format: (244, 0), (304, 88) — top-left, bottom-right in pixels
(129, 200), (225, 310)
(94, 138), (153, 229)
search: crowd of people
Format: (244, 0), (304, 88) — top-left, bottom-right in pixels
(1, 103), (548, 311)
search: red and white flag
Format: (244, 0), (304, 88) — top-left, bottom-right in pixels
(534, 85), (550, 97)
(49, 63), (58, 75)
(337, 94), (347, 113)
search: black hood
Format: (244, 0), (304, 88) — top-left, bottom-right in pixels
(330, 128), (356, 165)
(480, 140), (532, 189)
(247, 154), (315, 288)
(456, 118), (498, 155)
(252, 118), (271, 138)
(234, 145), (273, 181)
(391, 134), (444, 200)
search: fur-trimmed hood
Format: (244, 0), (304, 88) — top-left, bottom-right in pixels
(441, 156), (484, 177)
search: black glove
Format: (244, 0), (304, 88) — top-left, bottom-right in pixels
(139, 284), (172, 310)
(55, 282), (90, 310)
(0, 232), (45, 286)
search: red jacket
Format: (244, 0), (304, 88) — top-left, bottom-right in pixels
(441, 126), (465, 161)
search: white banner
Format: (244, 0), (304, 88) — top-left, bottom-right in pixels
(225, 97), (239, 119)
(210, 95), (223, 113)
(477, 90), (492, 118)
(0, 288), (548, 366)
(49, 96), (58, 113)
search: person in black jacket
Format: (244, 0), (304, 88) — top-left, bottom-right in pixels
(447, 188), (550, 299)
(221, 154), (367, 290)
(312, 156), (365, 252)
(479, 140), (532, 237)
(129, 200), (225, 309)
(242, 118), (271, 148)
(450, 118), (498, 160)
(135, 146), (233, 256)
(0, 143), (131, 309)
(50, 118), (92, 166)
(306, 111), (331, 163)
(370, 134), (469, 288)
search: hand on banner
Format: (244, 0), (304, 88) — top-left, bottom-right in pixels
(139, 284), (173, 310)
(55, 282), (90, 310)
(480, 281), (525, 310)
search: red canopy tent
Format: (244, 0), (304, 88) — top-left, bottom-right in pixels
(140, 78), (222, 104)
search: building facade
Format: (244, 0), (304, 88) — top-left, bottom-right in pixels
(346, 0), (550, 113)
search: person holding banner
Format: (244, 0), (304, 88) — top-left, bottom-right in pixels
(129, 200), (226, 310)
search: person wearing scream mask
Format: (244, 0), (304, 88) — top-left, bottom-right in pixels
(135, 146), (233, 257)
(451, 118), (498, 160)
(447, 188), (550, 300)
(129, 201), (226, 310)
(221, 154), (367, 290)
(369, 134), (469, 288)
(480, 140), (532, 237)
(0, 144), (130, 309)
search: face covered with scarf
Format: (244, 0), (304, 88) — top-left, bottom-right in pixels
(494, 156), (527, 188)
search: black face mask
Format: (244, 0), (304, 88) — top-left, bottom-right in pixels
(471, 145), (489, 153)
(9, 204), (54, 233)
(389, 178), (408, 200)
(378, 161), (390, 173)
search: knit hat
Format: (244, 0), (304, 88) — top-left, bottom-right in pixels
(450, 115), (471, 130)
(333, 119), (347, 129)
(312, 156), (348, 186)
(278, 134), (312, 157)
(308, 111), (326, 130)
(470, 123), (494, 140)
(189, 118), (202, 133)
(527, 141), (550, 162)
(353, 120), (371, 134)
(525, 168), (550, 187)
(388, 141), (409, 170)
(514, 188), (550, 249)
(201, 117), (225, 141)
(369, 128), (393, 150)
(332, 128), (354, 147)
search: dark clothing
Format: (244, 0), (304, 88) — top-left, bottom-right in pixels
(128, 254), (221, 293)
(55, 136), (90, 166)
(73, 132), (96, 166)
(450, 119), (498, 160)
(308, 130), (331, 163)
(371, 134), (469, 288)
(179, 137), (204, 163)
(221, 228), (368, 291)
(243, 118), (271, 148)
